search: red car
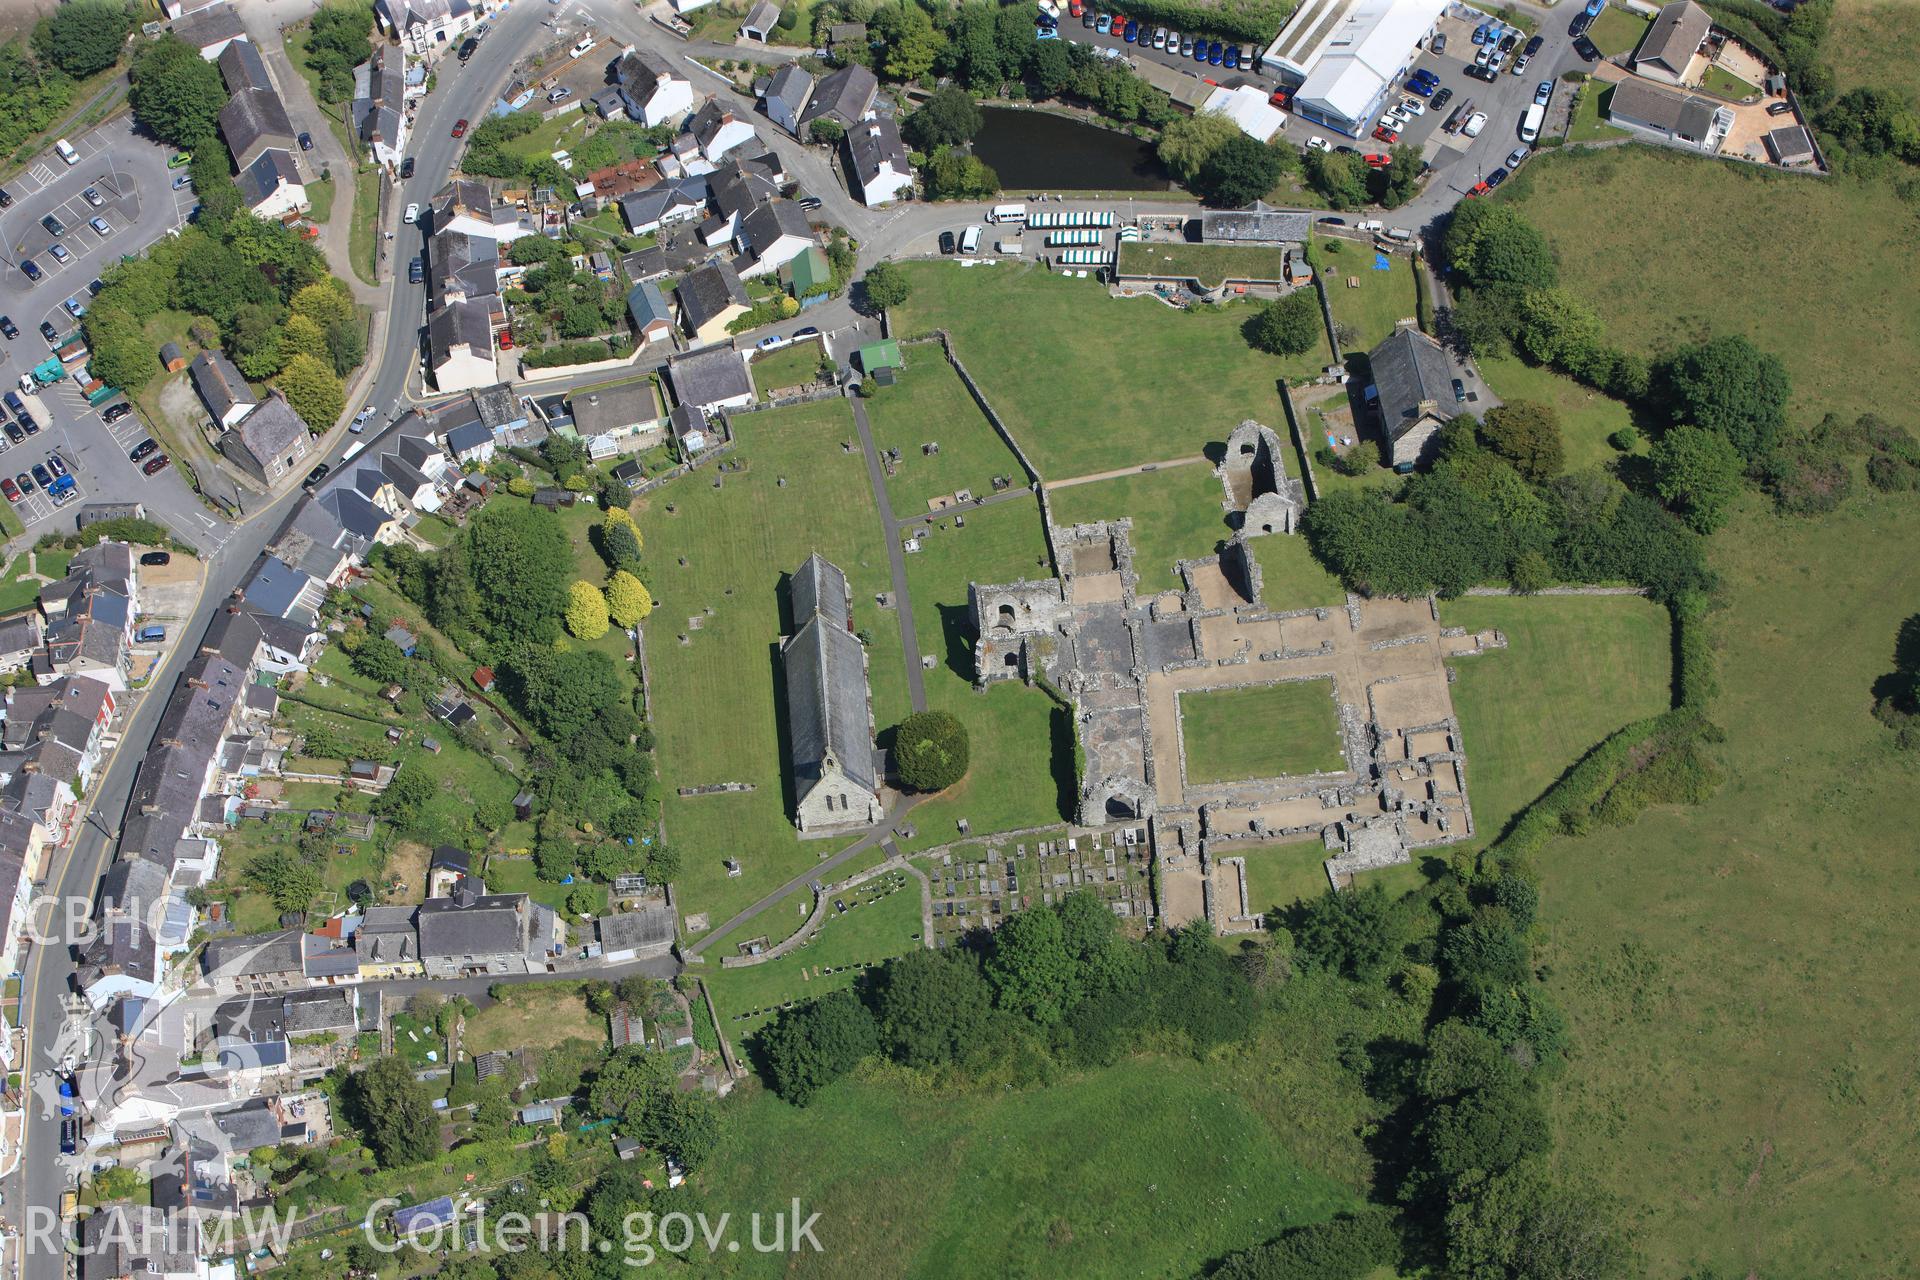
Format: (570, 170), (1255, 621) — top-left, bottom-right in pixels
(142, 453), (171, 476)
(1466, 181), (1491, 198)
(1371, 126), (1400, 143)
(1068, 0), (1083, 14)
(1268, 89), (1290, 108)
(452, 118), (470, 138)
(1362, 152), (1393, 168)
(0, 478), (18, 502)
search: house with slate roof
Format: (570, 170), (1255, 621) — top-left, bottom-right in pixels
(1367, 322), (1455, 468)
(762, 64), (814, 137)
(780, 554), (880, 830)
(220, 391), (313, 487)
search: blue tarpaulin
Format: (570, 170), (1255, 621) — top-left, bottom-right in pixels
(1374, 253), (1391, 271)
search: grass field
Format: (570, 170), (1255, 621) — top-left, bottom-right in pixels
(897, 497), (1069, 852)
(1585, 4), (1651, 58)
(1501, 146), (1920, 424)
(1440, 593), (1674, 846)
(704, 870), (922, 1040)
(1828, 0), (1920, 94)
(634, 398), (903, 933)
(1181, 679), (1346, 783)
(699, 1054), (1365, 1279)
(1317, 241), (1419, 351)
(751, 341), (828, 396)
(1529, 490), (1920, 1275)
(864, 358), (1029, 516)
(1046, 462), (1227, 595)
(1252, 534), (1348, 610)
(1477, 351), (1640, 475)
(891, 262), (1331, 478)
(1116, 241), (1287, 287)
(1236, 835), (1334, 913)
(1567, 81), (1629, 143)
(463, 986), (606, 1054)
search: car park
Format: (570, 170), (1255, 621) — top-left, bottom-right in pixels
(1768, 100), (1795, 116)
(82, 187), (103, 207)
(140, 551), (170, 566)
(102, 402), (130, 423)
(142, 454), (171, 475)
(20, 260), (40, 281)
(41, 214), (64, 237)
(129, 438), (157, 462)
(0, 318), (14, 340)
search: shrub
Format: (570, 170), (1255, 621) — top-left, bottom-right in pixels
(894, 711), (969, 791)
(1607, 426), (1639, 452)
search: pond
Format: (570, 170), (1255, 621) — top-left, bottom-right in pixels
(970, 106), (1172, 193)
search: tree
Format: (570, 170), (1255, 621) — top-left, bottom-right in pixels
(1512, 287), (1605, 376)
(861, 260), (913, 312)
(921, 146), (999, 200)
(985, 906), (1075, 1023)
(606, 570), (653, 627)
(534, 837), (576, 882)
(875, 2), (945, 82)
(1478, 401), (1564, 483)
(1157, 109), (1241, 184)
(1209, 1209), (1400, 1280)
(566, 884), (598, 916)
(904, 85), (983, 152)
(349, 633), (407, 684)
(1374, 143), (1423, 208)
(1444, 1163), (1630, 1280)
(465, 502), (573, 644)
(275, 353), (344, 432)
(566, 580), (611, 640)
(506, 645), (629, 741)
(128, 35), (227, 148)
(1303, 147), (1370, 209)
(229, 302), (287, 380)
(755, 989), (879, 1104)
(35, 0), (133, 79)
(894, 710), (968, 791)
(1193, 135), (1285, 208)
(81, 307), (151, 393)
(1444, 201), (1558, 292)
(246, 848), (321, 913)
(373, 767), (437, 837)
(1290, 883), (1401, 982)
(280, 312), (329, 365)
(1420, 1083), (1552, 1189)
(870, 948), (994, 1068)
(1651, 425), (1745, 534)
(1248, 289), (1323, 357)
(1659, 335), (1791, 463)
(348, 1056), (439, 1167)
(325, 316), (365, 377)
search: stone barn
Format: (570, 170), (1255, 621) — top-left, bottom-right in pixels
(781, 554), (882, 831)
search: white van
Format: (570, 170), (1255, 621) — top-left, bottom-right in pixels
(1520, 103), (1545, 143)
(959, 225), (982, 255)
(988, 203), (1027, 224)
(54, 138), (79, 166)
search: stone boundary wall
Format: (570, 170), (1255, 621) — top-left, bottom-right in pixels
(1276, 383), (1322, 504)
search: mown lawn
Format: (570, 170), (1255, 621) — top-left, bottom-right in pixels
(1501, 146), (1920, 423)
(1477, 351), (1639, 476)
(1235, 835), (1334, 913)
(1697, 63), (1759, 101)
(698, 1054), (1366, 1279)
(1046, 462), (1229, 596)
(1532, 490), (1920, 1276)
(890, 262), (1329, 479)
(1439, 593), (1674, 847)
(1317, 240), (1419, 351)
(633, 398), (902, 934)
(1567, 80), (1629, 143)
(1180, 679), (1345, 783)
(750, 341), (828, 396)
(1585, 4), (1651, 57)
(704, 870), (922, 1040)
(864, 358), (1029, 516)
(897, 496), (1069, 853)
(1115, 241), (1286, 288)
(1251, 535), (1347, 610)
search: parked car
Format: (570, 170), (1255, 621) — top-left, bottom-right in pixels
(794, 326), (820, 338)
(1486, 166), (1510, 188)
(15, 473), (33, 495)
(1432, 87), (1454, 110)
(1453, 378), (1467, 403)
(1768, 100), (1795, 116)
(1498, 31), (1519, 52)
(18, 413), (35, 436)
(88, 217), (109, 236)
(41, 214), (64, 237)
(129, 437), (158, 462)
(142, 454), (171, 476)
(1207, 40), (1223, 65)
(140, 551), (170, 566)
(2, 424), (19, 447)
(1362, 152), (1393, 168)
(409, 256), (424, 284)
(298, 131), (314, 151)
(20, 260), (40, 281)
(136, 625), (167, 643)
(1095, 13), (1111, 32)
(0, 317), (14, 340)
(1463, 111), (1489, 137)
(102, 402), (131, 423)
(401, 157), (416, 178)
(0, 188), (10, 207)
(403, 202), (420, 224)
(458, 37), (479, 61)
(757, 334), (791, 351)
(1569, 10), (1593, 36)
(0, 478), (17, 502)
(1181, 35), (1194, 55)
(1371, 125), (1400, 143)
(1524, 34), (1544, 55)
(1573, 35), (1601, 61)
(303, 463), (330, 487)
(1511, 54), (1531, 75)
(88, 278), (105, 296)
(168, 151), (191, 168)
(82, 187), (103, 207)
(1466, 181), (1491, 199)
(48, 244), (70, 264)
(172, 173), (193, 190)
(798, 196), (823, 211)
(1304, 136), (1332, 153)
(1407, 78), (1436, 98)
(547, 87), (573, 103)
(1431, 32), (1446, 54)
(452, 118), (469, 138)
(1152, 26), (1167, 47)
(1399, 97), (1426, 116)
(29, 464), (51, 489)
(1535, 80), (1554, 105)
(938, 230), (956, 255)
(38, 321), (58, 344)
(63, 297), (84, 319)
(1507, 146), (1530, 169)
